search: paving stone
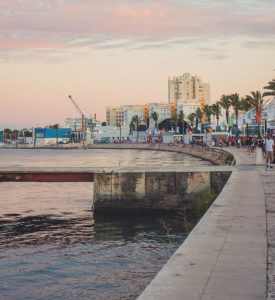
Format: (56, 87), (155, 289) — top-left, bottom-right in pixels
(138, 147), (272, 300)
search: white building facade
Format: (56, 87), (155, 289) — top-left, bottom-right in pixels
(176, 99), (200, 117)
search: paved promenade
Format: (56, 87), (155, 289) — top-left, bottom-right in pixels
(139, 147), (274, 300)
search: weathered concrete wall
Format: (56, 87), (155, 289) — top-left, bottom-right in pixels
(93, 171), (231, 212)
(88, 144), (235, 166)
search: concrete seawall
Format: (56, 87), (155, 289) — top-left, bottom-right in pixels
(87, 143), (235, 166)
(93, 171), (231, 212)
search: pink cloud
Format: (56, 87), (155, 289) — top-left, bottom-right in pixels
(0, 0), (274, 52)
(0, 38), (63, 49)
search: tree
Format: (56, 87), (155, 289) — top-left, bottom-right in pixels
(187, 113), (196, 130)
(177, 110), (185, 134)
(229, 93), (243, 132)
(203, 104), (213, 125)
(240, 98), (252, 113)
(131, 115), (142, 142)
(3, 128), (12, 141)
(194, 107), (202, 132)
(263, 79), (275, 97)
(245, 91), (264, 136)
(211, 103), (221, 126)
(150, 111), (159, 129)
(218, 95), (231, 126)
(171, 113), (178, 132)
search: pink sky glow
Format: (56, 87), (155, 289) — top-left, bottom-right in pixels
(0, 0), (275, 129)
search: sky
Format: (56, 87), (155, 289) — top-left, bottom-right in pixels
(0, 0), (275, 129)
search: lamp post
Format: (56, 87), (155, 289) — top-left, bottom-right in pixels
(119, 123), (122, 143)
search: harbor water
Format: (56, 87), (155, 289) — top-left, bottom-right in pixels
(0, 149), (210, 299)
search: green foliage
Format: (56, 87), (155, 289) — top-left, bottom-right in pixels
(263, 79), (275, 97)
(229, 93), (243, 129)
(224, 153), (235, 165)
(218, 95), (231, 125)
(187, 113), (196, 128)
(211, 103), (221, 126)
(203, 104), (213, 124)
(150, 111), (159, 128)
(245, 91), (263, 113)
(194, 189), (217, 219)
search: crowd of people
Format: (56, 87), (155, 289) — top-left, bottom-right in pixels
(212, 134), (275, 168)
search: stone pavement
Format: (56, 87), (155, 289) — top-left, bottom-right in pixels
(138, 147), (274, 300)
(260, 169), (275, 299)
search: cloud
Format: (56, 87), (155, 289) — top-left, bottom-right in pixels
(242, 39), (275, 49)
(0, 0), (274, 58)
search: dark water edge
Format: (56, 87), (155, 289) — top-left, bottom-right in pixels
(0, 211), (193, 300)
(0, 184), (219, 300)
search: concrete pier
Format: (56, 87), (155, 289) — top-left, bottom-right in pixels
(138, 148), (269, 299)
(93, 171), (230, 212)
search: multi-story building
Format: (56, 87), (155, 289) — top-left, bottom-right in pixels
(266, 97), (275, 128)
(105, 72), (210, 130)
(148, 102), (175, 126)
(106, 106), (125, 126)
(177, 99), (201, 117)
(168, 73), (210, 105)
(107, 104), (149, 126)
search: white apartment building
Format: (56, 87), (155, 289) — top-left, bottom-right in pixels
(168, 73), (210, 105)
(266, 97), (275, 127)
(177, 99), (200, 117)
(123, 105), (146, 125)
(148, 102), (175, 128)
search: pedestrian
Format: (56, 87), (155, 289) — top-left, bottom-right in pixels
(256, 137), (263, 165)
(265, 134), (274, 169)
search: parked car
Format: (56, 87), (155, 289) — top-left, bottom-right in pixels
(94, 137), (112, 144)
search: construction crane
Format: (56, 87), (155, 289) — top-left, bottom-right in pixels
(68, 95), (85, 142)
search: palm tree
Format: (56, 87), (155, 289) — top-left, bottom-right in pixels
(187, 113), (196, 130)
(240, 97), (252, 113)
(150, 111), (159, 130)
(245, 91), (264, 136)
(263, 79), (275, 97)
(171, 113), (178, 132)
(211, 103), (221, 126)
(203, 104), (213, 125)
(194, 107), (202, 132)
(131, 115), (142, 142)
(229, 93), (243, 133)
(177, 110), (185, 134)
(218, 95), (231, 126)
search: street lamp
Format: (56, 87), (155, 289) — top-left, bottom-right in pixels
(119, 123), (122, 143)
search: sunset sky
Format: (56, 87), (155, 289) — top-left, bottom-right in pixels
(0, 0), (274, 129)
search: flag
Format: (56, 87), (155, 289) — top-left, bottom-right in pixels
(255, 108), (262, 123)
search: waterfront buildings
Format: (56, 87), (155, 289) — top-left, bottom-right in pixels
(266, 97), (275, 129)
(106, 102), (177, 130)
(106, 73), (210, 129)
(106, 106), (125, 127)
(123, 105), (147, 126)
(34, 128), (72, 145)
(168, 73), (210, 105)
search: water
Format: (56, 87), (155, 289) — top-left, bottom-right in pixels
(0, 149), (209, 299)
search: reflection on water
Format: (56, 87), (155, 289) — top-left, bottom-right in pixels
(0, 182), (190, 300)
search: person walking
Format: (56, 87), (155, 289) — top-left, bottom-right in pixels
(256, 137), (264, 165)
(265, 135), (274, 169)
